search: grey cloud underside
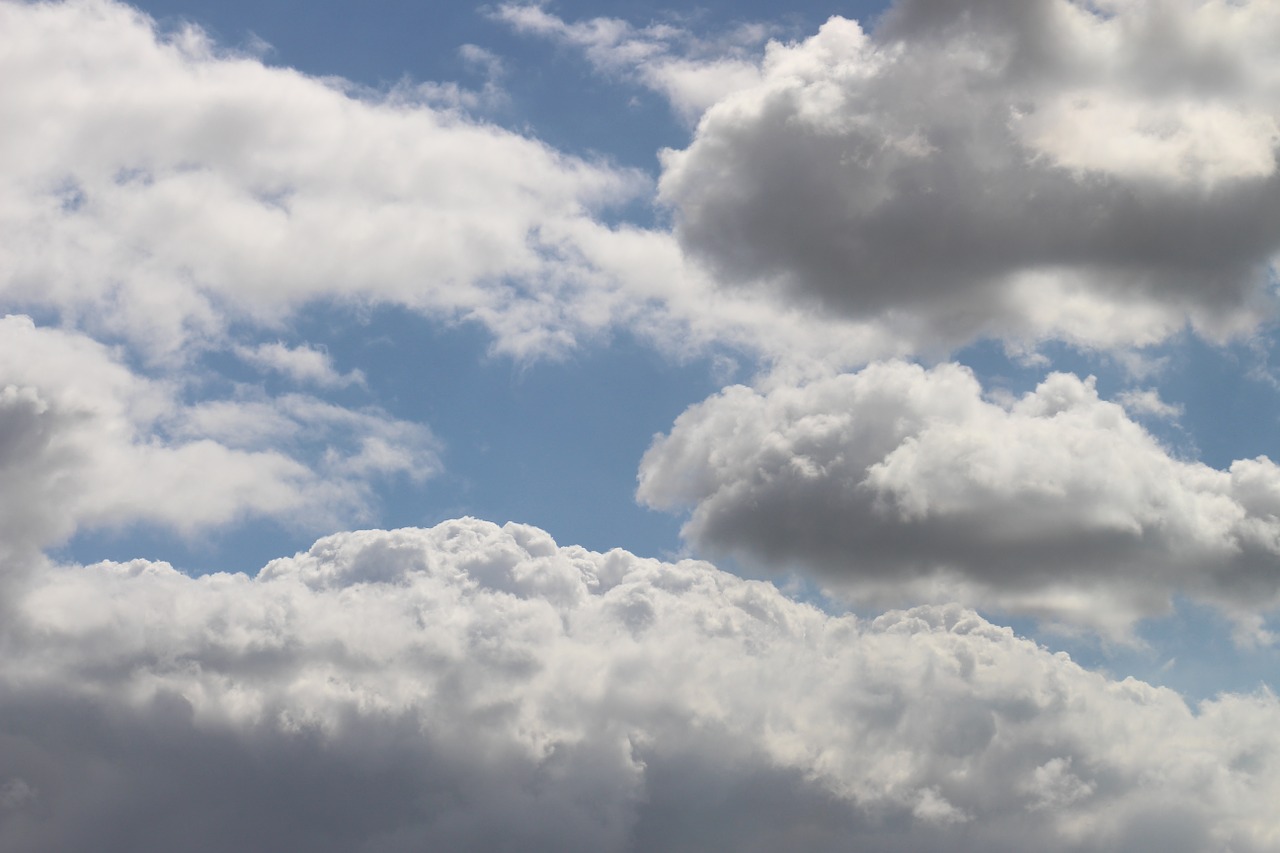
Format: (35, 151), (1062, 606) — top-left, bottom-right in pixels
(660, 0), (1280, 348)
(638, 361), (1280, 634)
(2, 519), (1278, 852)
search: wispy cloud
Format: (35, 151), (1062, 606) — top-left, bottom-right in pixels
(235, 341), (366, 388)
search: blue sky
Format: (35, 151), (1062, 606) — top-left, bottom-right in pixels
(5, 0), (1280, 849)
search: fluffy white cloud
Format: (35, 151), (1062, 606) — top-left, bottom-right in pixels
(658, 0), (1280, 352)
(1, 517), (1277, 851)
(0, 0), (650, 359)
(25, 0), (1255, 375)
(0, 315), (439, 560)
(638, 361), (1280, 636)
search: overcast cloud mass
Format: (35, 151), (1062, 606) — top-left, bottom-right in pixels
(3, 0), (1280, 849)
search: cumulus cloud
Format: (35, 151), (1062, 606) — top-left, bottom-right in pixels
(639, 361), (1280, 636)
(0, 518), (1276, 851)
(658, 0), (1280, 352)
(0, 315), (439, 559)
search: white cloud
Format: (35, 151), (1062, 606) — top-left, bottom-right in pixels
(413, 44), (510, 113)
(235, 341), (365, 388)
(2, 518), (1277, 851)
(658, 0), (1280, 353)
(0, 0), (905, 373)
(0, 0), (648, 360)
(1116, 388), (1184, 420)
(493, 4), (767, 122)
(0, 315), (439, 557)
(638, 361), (1280, 637)
(20, 0), (1259, 377)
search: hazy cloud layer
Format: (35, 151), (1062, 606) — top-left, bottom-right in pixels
(1, 518), (1277, 851)
(659, 0), (1280, 352)
(639, 361), (1280, 636)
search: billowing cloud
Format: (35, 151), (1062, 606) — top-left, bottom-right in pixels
(1, 518), (1277, 851)
(638, 361), (1280, 636)
(0, 315), (439, 560)
(658, 0), (1280, 352)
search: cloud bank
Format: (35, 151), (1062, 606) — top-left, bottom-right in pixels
(2, 518), (1278, 851)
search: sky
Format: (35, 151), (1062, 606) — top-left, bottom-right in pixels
(3, 0), (1280, 849)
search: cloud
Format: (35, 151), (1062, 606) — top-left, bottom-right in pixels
(638, 361), (1280, 637)
(1, 0), (909, 372)
(493, 3), (768, 122)
(658, 0), (1280, 353)
(1, 517), (1277, 851)
(0, 0), (648, 360)
(414, 44), (511, 114)
(235, 341), (365, 388)
(0, 315), (439, 559)
(1115, 387), (1184, 420)
(20, 0), (1246, 376)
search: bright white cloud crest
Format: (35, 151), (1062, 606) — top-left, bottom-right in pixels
(3, 518), (1279, 851)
